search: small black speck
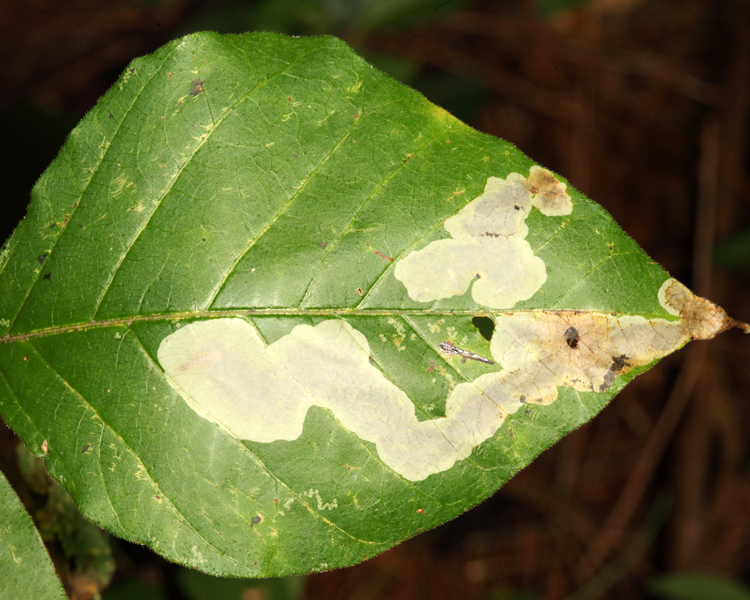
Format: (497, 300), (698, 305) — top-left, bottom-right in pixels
(129, 68), (135, 74)
(78, 225), (83, 228)
(519, 395), (526, 403)
(37, 253), (48, 265)
(43, 273), (52, 280)
(50, 223), (56, 229)
(202, 238), (206, 242)
(108, 113), (113, 119)
(82, 445), (89, 454)
(525, 408), (531, 415)
(251, 515), (261, 525)
(475, 273), (481, 279)
(514, 205), (520, 210)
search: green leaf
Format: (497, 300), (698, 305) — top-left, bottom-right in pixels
(16, 443), (115, 594)
(0, 468), (67, 600)
(0, 32), (743, 578)
(177, 569), (303, 600)
(649, 573), (750, 600)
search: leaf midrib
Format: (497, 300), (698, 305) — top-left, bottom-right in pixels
(0, 306), (678, 345)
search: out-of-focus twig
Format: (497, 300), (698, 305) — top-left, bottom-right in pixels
(575, 113), (721, 581)
(364, 33), (590, 128)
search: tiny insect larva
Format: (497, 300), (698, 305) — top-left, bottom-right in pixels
(178, 351), (221, 372)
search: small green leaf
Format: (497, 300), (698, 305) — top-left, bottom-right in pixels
(0, 468), (67, 600)
(649, 573), (750, 600)
(0, 32), (744, 578)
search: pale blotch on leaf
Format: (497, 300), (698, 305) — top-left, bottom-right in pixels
(158, 318), (506, 481)
(157, 279), (735, 482)
(394, 167), (572, 309)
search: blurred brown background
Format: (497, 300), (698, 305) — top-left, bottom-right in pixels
(1, 0), (749, 599)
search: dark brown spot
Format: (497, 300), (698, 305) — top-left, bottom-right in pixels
(564, 326), (579, 349)
(189, 78), (204, 96)
(519, 395), (526, 403)
(43, 273), (52, 280)
(611, 354), (629, 372)
(514, 205), (521, 210)
(356, 287), (363, 296)
(81, 445), (89, 454)
(475, 273), (481, 279)
(599, 354), (631, 392)
(482, 232), (500, 238)
(318, 241), (327, 249)
(251, 516), (261, 525)
(37, 253), (48, 265)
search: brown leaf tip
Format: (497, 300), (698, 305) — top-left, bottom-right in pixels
(658, 278), (746, 340)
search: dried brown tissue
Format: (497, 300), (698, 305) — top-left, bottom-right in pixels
(658, 277), (748, 339)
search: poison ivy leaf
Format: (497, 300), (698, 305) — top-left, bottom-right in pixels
(0, 469), (67, 600)
(0, 32), (745, 578)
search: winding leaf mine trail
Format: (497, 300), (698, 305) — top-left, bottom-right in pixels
(157, 278), (747, 483)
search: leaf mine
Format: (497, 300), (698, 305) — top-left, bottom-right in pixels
(394, 167), (572, 309)
(157, 278), (731, 482)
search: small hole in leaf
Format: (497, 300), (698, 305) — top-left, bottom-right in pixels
(472, 316), (495, 341)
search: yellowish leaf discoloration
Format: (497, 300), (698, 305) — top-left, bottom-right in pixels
(394, 167), (572, 309)
(157, 278), (739, 482)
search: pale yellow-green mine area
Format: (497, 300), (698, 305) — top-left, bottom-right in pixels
(158, 278), (721, 481)
(393, 166), (572, 309)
